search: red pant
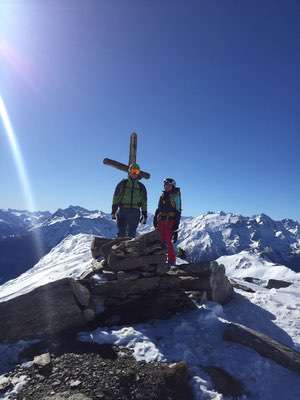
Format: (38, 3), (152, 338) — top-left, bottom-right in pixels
(157, 220), (176, 264)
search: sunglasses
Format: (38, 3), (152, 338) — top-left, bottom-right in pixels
(130, 168), (140, 175)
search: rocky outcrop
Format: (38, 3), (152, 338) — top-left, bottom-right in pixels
(3, 346), (194, 400)
(223, 322), (300, 374)
(0, 231), (233, 343)
(265, 279), (292, 289)
(229, 278), (256, 293)
(169, 262), (234, 304)
(0, 278), (86, 342)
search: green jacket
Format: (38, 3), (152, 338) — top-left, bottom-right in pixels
(112, 178), (147, 213)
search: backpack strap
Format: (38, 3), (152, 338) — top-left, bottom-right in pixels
(173, 187), (182, 213)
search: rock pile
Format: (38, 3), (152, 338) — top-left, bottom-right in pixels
(90, 230), (168, 281)
(3, 345), (193, 400)
(85, 231), (194, 327)
(0, 231), (233, 343)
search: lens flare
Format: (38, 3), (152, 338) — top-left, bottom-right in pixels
(0, 39), (37, 90)
(0, 95), (43, 257)
(0, 96), (35, 211)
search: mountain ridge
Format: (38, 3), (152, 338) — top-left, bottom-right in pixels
(0, 206), (300, 284)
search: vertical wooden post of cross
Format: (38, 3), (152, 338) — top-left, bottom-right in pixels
(129, 132), (137, 165)
(103, 132), (150, 179)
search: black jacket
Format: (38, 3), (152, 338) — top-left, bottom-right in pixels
(153, 188), (181, 231)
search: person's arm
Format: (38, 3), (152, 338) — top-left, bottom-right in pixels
(173, 211), (181, 231)
(172, 190), (181, 242)
(111, 181), (125, 216)
(172, 212), (180, 242)
(139, 183), (148, 222)
(153, 209), (159, 228)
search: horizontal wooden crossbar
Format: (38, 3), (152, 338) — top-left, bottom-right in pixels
(103, 158), (150, 179)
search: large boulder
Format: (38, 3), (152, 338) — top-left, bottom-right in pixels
(210, 263), (234, 304)
(0, 278), (87, 342)
(169, 262), (233, 305)
(87, 275), (195, 326)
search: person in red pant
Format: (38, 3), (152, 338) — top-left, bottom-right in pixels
(153, 178), (182, 265)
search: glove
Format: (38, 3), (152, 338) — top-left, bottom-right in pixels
(140, 211), (147, 224)
(172, 231), (178, 243)
(153, 210), (159, 228)
(111, 205), (118, 220)
(173, 211), (181, 232)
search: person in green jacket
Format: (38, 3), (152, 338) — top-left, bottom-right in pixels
(111, 163), (147, 238)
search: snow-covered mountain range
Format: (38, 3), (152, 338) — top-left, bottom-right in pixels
(32, 205), (118, 248)
(0, 206), (117, 283)
(0, 206), (300, 284)
(0, 209), (50, 239)
(179, 211), (300, 270)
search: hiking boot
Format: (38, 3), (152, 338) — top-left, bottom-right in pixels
(167, 261), (176, 267)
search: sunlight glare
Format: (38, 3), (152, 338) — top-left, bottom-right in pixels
(0, 95), (44, 257)
(0, 95), (35, 212)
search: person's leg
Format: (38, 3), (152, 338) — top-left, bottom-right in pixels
(157, 220), (167, 243)
(165, 220), (176, 264)
(116, 208), (127, 237)
(157, 220), (176, 263)
(127, 208), (140, 238)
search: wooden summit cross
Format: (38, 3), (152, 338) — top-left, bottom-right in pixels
(103, 132), (150, 179)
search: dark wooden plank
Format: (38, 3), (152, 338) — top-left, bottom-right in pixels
(103, 158), (128, 172)
(129, 132), (137, 165)
(103, 158), (151, 179)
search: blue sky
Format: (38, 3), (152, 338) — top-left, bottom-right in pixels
(1, 0), (300, 220)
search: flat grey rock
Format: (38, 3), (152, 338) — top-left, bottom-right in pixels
(224, 322), (300, 373)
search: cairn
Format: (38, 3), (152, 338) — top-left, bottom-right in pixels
(90, 230), (169, 281)
(0, 231), (234, 342)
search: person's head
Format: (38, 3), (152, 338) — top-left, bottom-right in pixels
(163, 178), (176, 192)
(128, 163), (141, 179)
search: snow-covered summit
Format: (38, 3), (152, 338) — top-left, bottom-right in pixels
(42, 205), (100, 224)
(179, 211), (300, 270)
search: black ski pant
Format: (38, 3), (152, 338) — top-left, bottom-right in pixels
(117, 207), (140, 238)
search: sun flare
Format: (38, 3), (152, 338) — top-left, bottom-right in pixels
(0, 95), (44, 256)
(0, 95), (35, 212)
